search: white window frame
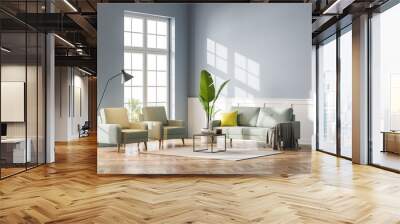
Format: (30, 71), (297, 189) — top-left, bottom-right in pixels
(124, 12), (170, 119)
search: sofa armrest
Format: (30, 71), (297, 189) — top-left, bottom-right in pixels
(97, 124), (121, 144)
(211, 120), (221, 128)
(130, 122), (148, 130)
(168, 119), (184, 127)
(143, 121), (163, 140)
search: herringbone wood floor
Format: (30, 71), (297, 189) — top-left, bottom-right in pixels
(1, 135), (400, 223)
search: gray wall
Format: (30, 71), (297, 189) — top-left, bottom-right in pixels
(189, 3), (312, 98)
(97, 3), (189, 121)
(97, 3), (312, 126)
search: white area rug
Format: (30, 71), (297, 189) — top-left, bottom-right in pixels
(141, 148), (282, 161)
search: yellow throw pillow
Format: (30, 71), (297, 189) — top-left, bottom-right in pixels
(221, 111), (238, 126)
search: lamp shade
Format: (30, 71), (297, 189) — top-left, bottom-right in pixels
(121, 70), (133, 84)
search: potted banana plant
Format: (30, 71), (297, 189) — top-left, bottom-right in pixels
(198, 69), (229, 133)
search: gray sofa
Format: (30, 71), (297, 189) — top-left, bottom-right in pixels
(211, 106), (300, 149)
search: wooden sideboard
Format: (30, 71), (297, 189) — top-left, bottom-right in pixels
(382, 131), (400, 154)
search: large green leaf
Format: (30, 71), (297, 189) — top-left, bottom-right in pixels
(210, 80), (230, 117)
(214, 80), (229, 103)
(198, 95), (209, 114)
(199, 70), (215, 103)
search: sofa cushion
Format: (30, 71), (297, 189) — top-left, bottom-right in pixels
(220, 111), (238, 126)
(256, 107), (293, 128)
(231, 107), (260, 127)
(220, 126), (242, 135)
(242, 127), (269, 136)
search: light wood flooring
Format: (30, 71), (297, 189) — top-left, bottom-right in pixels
(1, 136), (400, 223)
(98, 140), (312, 175)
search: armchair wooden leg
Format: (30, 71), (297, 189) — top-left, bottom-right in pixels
(144, 141), (148, 151)
(117, 144), (120, 152)
(182, 138), (185, 145)
(159, 140), (162, 150)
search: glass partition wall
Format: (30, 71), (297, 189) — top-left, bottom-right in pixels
(317, 35), (337, 154)
(316, 26), (353, 159)
(370, 3), (400, 171)
(0, 4), (46, 179)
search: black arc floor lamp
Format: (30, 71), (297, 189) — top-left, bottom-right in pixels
(97, 69), (133, 112)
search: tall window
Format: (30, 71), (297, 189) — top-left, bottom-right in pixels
(124, 13), (169, 120)
(371, 3), (400, 171)
(339, 28), (352, 158)
(318, 35), (337, 154)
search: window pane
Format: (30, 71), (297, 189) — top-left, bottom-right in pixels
(148, 71), (157, 86)
(157, 87), (167, 102)
(340, 29), (352, 158)
(370, 4), (400, 170)
(147, 54), (156, 70)
(124, 17), (131, 31)
(132, 33), (143, 47)
(132, 87), (143, 102)
(157, 35), (167, 49)
(147, 20), (156, 34)
(132, 18), (143, 33)
(157, 72), (167, 86)
(157, 55), (167, 71)
(124, 52), (132, 70)
(147, 87), (157, 102)
(147, 34), (156, 48)
(157, 21), (167, 35)
(124, 32), (131, 46)
(132, 53), (143, 70)
(131, 70), (143, 86)
(124, 87), (131, 104)
(318, 36), (337, 154)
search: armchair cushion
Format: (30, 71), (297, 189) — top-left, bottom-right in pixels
(121, 129), (148, 143)
(101, 108), (130, 129)
(168, 119), (184, 127)
(142, 106), (168, 125)
(129, 122), (148, 130)
(164, 126), (185, 137)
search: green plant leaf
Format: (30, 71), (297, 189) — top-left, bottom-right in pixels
(214, 80), (230, 103)
(198, 95), (209, 113)
(199, 70), (215, 103)
(210, 79), (230, 117)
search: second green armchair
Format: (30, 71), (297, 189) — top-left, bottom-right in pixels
(142, 106), (186, 149)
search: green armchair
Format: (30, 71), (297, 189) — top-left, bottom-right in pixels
(142, 106), (186, 149)
(98, 108), (148, 152)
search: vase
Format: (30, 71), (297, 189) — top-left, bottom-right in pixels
(200, 127), (216, 144)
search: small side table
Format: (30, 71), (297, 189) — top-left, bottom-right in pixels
(192, 133), (227, 153)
